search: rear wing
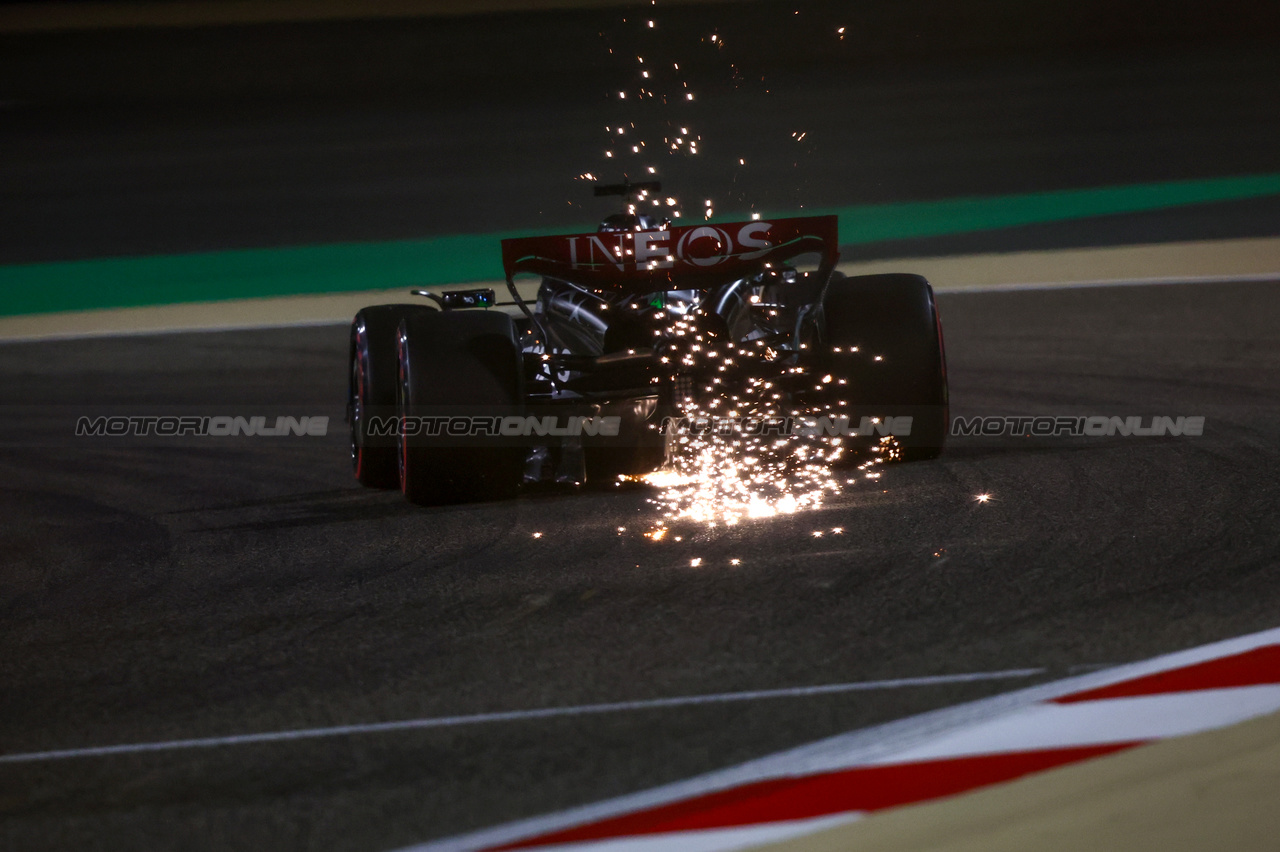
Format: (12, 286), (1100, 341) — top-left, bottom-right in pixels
(501, 214), (839, 293)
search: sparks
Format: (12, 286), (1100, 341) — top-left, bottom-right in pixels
(975, 493), (992, 503)
(638, 316), (877, 529)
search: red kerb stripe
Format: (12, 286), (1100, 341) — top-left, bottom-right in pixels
(1054, 645), (1280, 704)
(490, 742), (1137, 850)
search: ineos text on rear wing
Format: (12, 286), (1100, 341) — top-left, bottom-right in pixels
(501, 215), (839, 292)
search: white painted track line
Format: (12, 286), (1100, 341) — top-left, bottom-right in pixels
(3, 236), (1278, 342)
(0, 668), (1044, 765)
(0, 272), (1266, 344)
(934, 270), (1280, 294)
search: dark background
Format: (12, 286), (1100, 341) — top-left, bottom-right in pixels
(2, 2), (1279, 850)
(2, 0), (1278, 264)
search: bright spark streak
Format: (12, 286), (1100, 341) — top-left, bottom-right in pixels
(639, 313), (885, 531)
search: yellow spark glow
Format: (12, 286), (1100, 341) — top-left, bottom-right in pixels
(976, 493), (992, 503)
(532, 532), (543, 538)
(730, 558), (741, 566)
(690, 557), (702, 567)
(638, 314), (879, 530)
(641, 469), (693, 488)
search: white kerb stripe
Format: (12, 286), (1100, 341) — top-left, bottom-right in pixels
(527, 812), (862, 852)
(866, 685), (1280, 764)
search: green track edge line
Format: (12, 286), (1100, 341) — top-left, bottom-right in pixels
(4, 172), (1279, 318)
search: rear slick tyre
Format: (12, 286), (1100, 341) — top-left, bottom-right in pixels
(397, 310), (526, 505)
(820, 273), (948, 461)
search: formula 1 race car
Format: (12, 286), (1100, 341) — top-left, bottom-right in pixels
(348, 182), (947, 504)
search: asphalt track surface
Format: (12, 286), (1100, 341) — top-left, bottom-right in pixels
(3, 7), (1280, 852)
(3, 276), (1279, 850)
